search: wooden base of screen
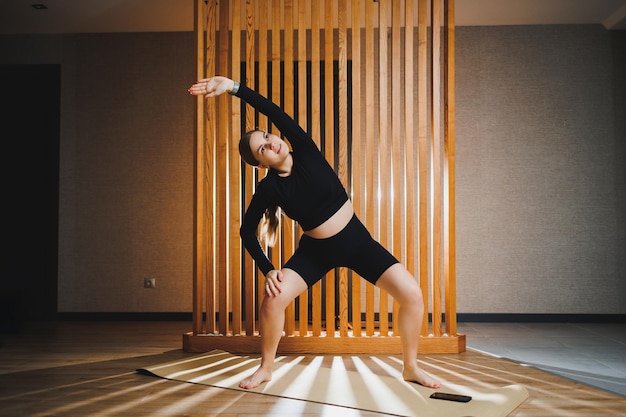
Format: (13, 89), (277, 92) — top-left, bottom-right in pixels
(183, 333), (466, 354)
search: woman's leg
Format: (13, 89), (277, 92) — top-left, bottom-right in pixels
(376, 264), (441, 388)
(239, 268), (308, 389)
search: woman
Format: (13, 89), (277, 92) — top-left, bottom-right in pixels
(188, 76), (441, 390)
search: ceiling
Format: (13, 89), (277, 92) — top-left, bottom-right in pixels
(1, 0), (625, 35)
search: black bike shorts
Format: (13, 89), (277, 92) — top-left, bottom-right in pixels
(283, 214), (399, 287)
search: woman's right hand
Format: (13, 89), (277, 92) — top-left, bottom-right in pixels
(264, 269), (283, 297)
(188, 76), (235, 98)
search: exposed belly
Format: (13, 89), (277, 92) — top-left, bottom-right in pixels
(303, 200), (354, 239)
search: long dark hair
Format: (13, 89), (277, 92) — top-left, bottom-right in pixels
(239, 130), (280, 247)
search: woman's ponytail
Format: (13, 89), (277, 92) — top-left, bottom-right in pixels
(260, 205), (280, 247)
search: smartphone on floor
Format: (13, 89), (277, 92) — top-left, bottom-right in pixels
(430, 392), (472, 403)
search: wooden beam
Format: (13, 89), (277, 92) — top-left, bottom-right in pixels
(390, 0), (403, 335)
(338, 0), (349, 337)
(297, 0), (309, 338)
(217, 0), (230, 337)
(310, 0), (323, 338)
(417, 0), (429, 337)
(323, 0), (336, 338)
(193, 0), (206, 335)
(444, 0), (457, 336)
(431, 0), (443, 337)
(244, 0), (257, 337)
(204, 0), (217, 335)
(230, 0), (243, 337)
(364, 0), (377, 338)
(378, 0), (390, 336)
(350, 0), (363, 338)
(184, 333), (466, 354)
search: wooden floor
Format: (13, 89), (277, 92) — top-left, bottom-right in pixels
(1, 321), (624, 417)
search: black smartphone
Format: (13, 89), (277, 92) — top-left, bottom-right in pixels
(429, 392), (472, 403)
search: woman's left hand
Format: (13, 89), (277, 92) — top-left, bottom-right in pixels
(188, 76), (235, 98)
(264, 269), (283, 297)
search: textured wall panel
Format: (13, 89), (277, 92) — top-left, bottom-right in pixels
(455, 25), (624, 313)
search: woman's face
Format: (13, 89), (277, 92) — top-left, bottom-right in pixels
(248, 130), (290, 168)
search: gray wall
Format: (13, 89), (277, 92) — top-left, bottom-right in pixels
(455, 25), (625, 314)
(58, 33), (195, 312)
(1, 32), (196, 313)
(1, 25), (624, 315)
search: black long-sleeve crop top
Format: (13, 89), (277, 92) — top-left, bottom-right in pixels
(235, 84), (349, 275)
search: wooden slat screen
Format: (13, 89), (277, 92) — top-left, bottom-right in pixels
(187, 0), (464, 354)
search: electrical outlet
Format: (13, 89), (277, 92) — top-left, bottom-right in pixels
(144, 278), (156, 288)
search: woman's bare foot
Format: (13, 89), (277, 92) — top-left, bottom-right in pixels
(403, 366), (442, 389)
(239, 366), (272, 389)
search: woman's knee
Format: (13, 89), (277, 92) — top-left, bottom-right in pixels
(377, 264), (424, 306)
(408, 283), (425, 307)
(397, 279), (423, 306)
(260, 293), (289, 316)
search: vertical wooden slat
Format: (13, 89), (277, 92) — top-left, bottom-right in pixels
(337, 0), (349, 337)
(297, 0), (309, 337)
(244, 0), (256, 336)
(217, 0), (230, 337)
(230, 0), (243, 336)
(431, 0), (443, 337)
(364, 0), (376, 337)
(323, 0), (336, 337)
(350, 0), (362, 337)
(444, 0), (457, 336)
(404, 0), (416, 290)
(390, 0), (403, 335)
(204, 0), (217, 335)
(257, 0), (269, 324)
(283, 0), (296, 337)
(378, 0), (390, 336)
(404, 0), (417, 339)
(269, 0), (282, 317)
(310, 0), (323, 337)
(417, 0), (429, 336)
(193, 0), (206, 336)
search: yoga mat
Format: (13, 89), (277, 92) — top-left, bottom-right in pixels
(138, 350), (528, 417)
